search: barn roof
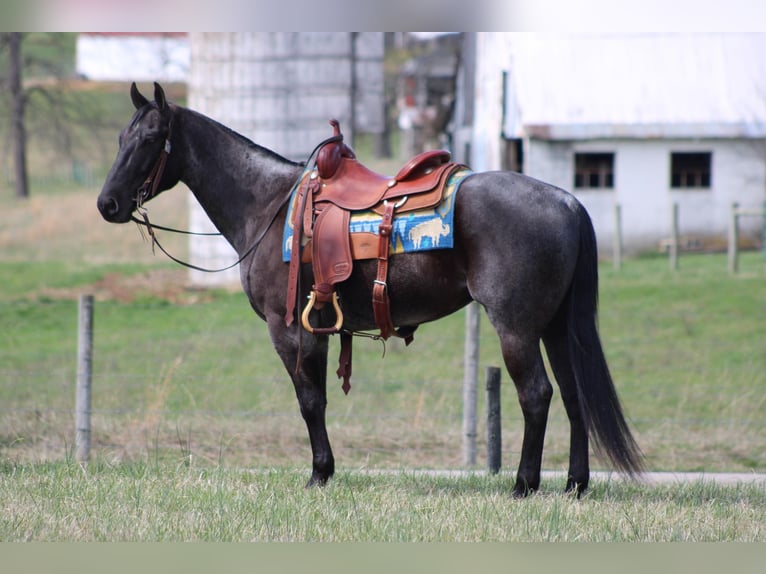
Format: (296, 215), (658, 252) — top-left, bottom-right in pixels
(504, 33), (766, 139)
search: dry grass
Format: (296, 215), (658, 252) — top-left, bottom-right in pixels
(0, 185), (188, 265)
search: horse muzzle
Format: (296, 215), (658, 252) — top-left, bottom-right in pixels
(97, 193), (133, 223)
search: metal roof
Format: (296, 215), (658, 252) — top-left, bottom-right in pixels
(503, 33), (766, 139)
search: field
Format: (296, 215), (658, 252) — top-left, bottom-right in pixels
(1, 181), (764, 541)
(1, 74), (765, 541)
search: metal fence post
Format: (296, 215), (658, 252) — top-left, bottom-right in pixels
(485, 366), (501, 474)
(75, 294), (94, 463)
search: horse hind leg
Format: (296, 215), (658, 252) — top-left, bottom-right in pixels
(496, 330), (553, 497)
(543, 324), (590, 496)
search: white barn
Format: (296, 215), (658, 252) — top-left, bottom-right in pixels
(453, 33), (766, 254)
(76, 33), (189, 82)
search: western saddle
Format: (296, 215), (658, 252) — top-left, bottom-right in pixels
(285, 120), (465, 393)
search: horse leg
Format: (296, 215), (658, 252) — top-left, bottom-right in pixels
(268, 320), (334, 487)
(543, 325), (590, 496)
(497, 331), (553, 497)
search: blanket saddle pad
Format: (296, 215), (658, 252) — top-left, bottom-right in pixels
(282, 167), (472, 263)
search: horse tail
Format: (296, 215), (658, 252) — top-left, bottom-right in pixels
(565, 204), (644, 476)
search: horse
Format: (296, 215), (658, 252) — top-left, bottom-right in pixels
(97, 82), (644, 497)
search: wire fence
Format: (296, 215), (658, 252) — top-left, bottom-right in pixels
(2, 364), (763, 474)
(3, 275), (765, 475)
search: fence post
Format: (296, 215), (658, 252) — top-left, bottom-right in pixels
(762, 199), (766, 269)
(485, 366), (502, 474)
(728, 202), (739, 274)
(669, 202), (679, 271)
(75, 294), (94, 464)
(462, 302), (480, 467)
(613, 203), (622, 271)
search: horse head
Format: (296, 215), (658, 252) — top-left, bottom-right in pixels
(97, 82), (178, 223)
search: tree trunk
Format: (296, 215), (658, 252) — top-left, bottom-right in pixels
(8, 33), (29, 199)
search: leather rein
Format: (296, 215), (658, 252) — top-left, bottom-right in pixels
(127, 115), (324, 274)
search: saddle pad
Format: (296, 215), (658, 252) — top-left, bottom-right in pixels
(282, 168), (472, 262)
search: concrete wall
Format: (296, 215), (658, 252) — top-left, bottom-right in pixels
(186, 33), (385, 286)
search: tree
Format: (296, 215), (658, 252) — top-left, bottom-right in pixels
(1, 33), (105, 198)
(4, 32), (28, 198)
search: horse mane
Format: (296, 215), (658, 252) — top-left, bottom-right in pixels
(176, 104), (304, 168)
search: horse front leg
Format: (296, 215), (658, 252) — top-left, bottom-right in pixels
(269, 320), (334, 486)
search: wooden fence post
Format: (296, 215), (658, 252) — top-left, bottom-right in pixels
(462, 302), (480, 467)
(613, 203), (622, 271)
(728, 202), (739, 274)
(485, 366), (501, 474)
(75, 294), (94, 463)
(670, 202), (679, 271)
(763, 200), (766, 268)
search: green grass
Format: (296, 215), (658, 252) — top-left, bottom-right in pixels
(1, 461), (764, 542)
(1, 187), (765, 475)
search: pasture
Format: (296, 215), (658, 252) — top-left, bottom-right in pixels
(1, 156), (765, 541)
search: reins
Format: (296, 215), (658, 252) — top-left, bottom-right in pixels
(129, 123), (342, 274)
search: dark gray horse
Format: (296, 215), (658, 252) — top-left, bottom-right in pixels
(97, 82), (643, 496)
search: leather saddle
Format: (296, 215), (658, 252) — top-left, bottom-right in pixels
(284, 120), (464, 393)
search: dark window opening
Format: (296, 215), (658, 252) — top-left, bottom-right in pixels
(574, 152), (614, 189)
(671, 152), (711, 189)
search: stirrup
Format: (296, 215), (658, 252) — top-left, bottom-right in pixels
(301, 291), (344, 335)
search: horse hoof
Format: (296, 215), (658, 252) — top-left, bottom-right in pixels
(511, 479), (537, 498)
(305, 474), (331, 488)
(565, 478), (588, 498)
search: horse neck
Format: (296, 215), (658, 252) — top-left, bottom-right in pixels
(174, 107), (302, 253)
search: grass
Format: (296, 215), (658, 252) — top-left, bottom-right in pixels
(1, 186), (765, 476)
(1, 461), (764, 542)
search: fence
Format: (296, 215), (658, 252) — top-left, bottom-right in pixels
(71, 292), (507, 472)
(728, 201), (766, 274)
(2, 260), (764, 475)
(610, 201), (766, 272)
(2, 160), (101, 191)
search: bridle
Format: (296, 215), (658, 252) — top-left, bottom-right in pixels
(135, 115), (174, 210)
(128, 113), (291, 274)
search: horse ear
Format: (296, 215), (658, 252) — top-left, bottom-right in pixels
(153, 82), (167, 111)
(130, 82), (149, 110)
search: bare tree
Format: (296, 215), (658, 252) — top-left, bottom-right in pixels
(5, 32), (29, 198)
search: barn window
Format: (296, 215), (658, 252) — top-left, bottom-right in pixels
(574, 152), (614, 189)
(671, 152), (712, 189)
